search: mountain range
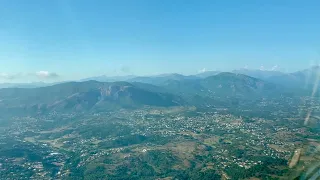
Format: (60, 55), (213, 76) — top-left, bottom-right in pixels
(2, 66), (319, 89)
(1, 66), (320, 115)
(0, 81), (184, 115)
(0, 70), (311, 115)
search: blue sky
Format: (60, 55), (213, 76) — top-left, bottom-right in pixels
(0, 0), (319, 82)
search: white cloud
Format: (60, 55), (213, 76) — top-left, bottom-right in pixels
(244, 65), (248, 69)
(198, 68), (206, 73)
(0, 73), (12, 79)
(0, 73), (19, 80)
(271, 65), (278, 71)
(35, 71), (59, 78)
(259, 66), (265, 71)
(0, 71), (59, 82)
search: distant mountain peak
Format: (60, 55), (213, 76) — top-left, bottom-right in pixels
(311, 65), (320, 69)
(216, 72), (236, 76)
(80, 75), (137, 82)
(153, 73), (185, 78)
(232, 69), (285, 80)
(294, 65), (320, 75)
(303, 65), (320, 72)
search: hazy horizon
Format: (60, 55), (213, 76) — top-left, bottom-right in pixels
(1, 0), (320, 83)
(1, 65), (319, 84)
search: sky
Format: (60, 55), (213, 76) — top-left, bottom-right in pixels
(0, 0), (320, 83)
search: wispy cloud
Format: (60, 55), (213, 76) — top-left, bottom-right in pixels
(0, 73), (22, 80)
(198, 68), (206, 73)
(271, 65), (278, 71)
(0, 73), (15, 80)
(0, 71), (60, 81)
(35, 71), (59, 78)
(259, 66), (264, 71)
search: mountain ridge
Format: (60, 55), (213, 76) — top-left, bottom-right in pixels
(1, 66), (320, 89)
(1, 67), (319, 115)
(0, 81), (183, 115)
